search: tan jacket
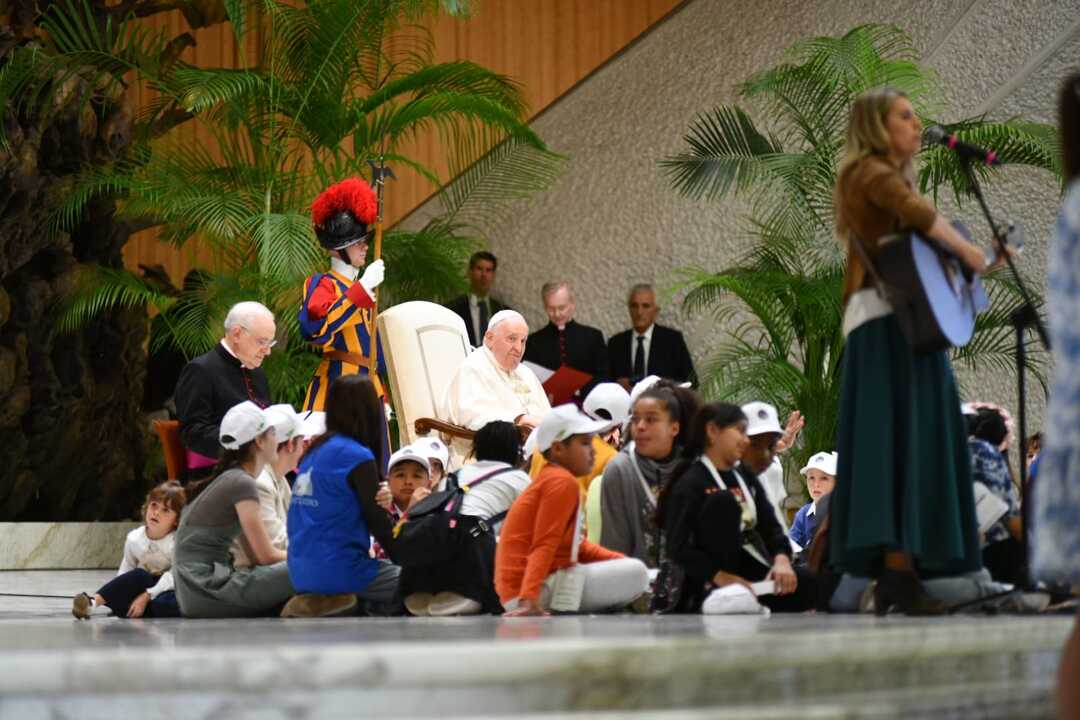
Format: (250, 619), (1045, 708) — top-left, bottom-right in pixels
(836, 155), (937, 305)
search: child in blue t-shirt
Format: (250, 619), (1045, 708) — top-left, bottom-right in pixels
(789, 451), (837, 551)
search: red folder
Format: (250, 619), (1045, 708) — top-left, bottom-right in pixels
(542, 365), (593, 406)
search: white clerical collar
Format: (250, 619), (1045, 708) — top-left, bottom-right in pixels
(636, 324), (655, 341)
(219, 339), (252, 370)
(330, 256), (360, 281)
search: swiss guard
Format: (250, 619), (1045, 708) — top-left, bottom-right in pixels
(300, 177), (388, 412)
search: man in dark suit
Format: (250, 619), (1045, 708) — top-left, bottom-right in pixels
(523, 281), (608, 398)
(174, 301), (274, 481)
(609, 283), (695, 388)
(445, 251), (511, 347)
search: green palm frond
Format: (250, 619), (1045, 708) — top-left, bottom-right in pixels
(56, 265), (175, 335)
(660, 105), (784, 201)
(379, 221), (475, 304)
(919, 120), (1063, 201)
(439, 134), (565, 230)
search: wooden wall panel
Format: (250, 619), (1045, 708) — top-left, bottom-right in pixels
(122, 0), (684, 283)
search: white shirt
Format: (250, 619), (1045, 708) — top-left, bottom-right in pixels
(759, 456), (789, 531)
(468, 294), (491, 346)
(441, 345), (551, 468)
(629, 324), (656, 374)
(231, 465), (292, 567)
(118, 526), (175, 599)
(456, 460), (533, 534)
(330, 256), (360, 280)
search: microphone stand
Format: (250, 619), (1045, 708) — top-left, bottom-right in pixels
(958, 156), (1050, 589)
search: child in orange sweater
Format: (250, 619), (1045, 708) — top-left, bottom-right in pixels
(496, 405), (650, 616)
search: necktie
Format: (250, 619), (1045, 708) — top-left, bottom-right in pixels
(633, 335), (646, 379)
(477, 298), (489, 342)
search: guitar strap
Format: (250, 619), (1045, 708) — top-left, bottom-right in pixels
(847, 231), (894, 305)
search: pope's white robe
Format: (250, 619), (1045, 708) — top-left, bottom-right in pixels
(440, 345), (551, 468)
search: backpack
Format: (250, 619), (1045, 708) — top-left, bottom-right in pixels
(389, 465), (514, 568)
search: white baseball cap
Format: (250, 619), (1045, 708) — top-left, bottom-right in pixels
(742, 401), (783, 437)
(299, 410), (326, 438)
(387, 445), (430, 475)
(525, 404), (613, 455)
(265, 404), (303, 442)
(800, 451), (838, 477)
(415, 436), (449, 470)
(219, 401), (275, 450)
(629, 375), (663, 405)
(583, 382), (631, 425)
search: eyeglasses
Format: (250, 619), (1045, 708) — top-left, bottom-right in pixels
(240, 326), (277, 349)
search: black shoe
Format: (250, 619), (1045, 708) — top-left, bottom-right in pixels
(873, 569), (949, 616)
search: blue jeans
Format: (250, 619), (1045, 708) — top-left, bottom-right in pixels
(97, 568), (181, 618)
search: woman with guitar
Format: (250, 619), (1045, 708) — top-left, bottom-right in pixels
(831, 87), (1005, 615)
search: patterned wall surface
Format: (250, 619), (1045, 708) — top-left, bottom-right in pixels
(404, 0), (1080, 434)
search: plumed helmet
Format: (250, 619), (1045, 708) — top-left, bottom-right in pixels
(311, 178), (378, 251)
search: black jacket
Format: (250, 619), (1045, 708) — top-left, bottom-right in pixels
(445, 294), (511, 348)
(608, 324), (695, 385)
(661, 460), (790, 611)
(174, 343), (271, 459)
(523, 320), (609, 394)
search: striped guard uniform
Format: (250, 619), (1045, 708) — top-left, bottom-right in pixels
(299, 257), (387, 412)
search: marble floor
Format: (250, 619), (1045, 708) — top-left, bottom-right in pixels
(0, 570), (1071, 719)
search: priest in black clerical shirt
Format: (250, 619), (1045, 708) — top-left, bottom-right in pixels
(523, 281), (609, 397)
(174, 301), (275, 480)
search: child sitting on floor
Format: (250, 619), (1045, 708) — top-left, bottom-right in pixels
(789, 451), (837, 551)
(496, 405), (650, 616)
(415, 436), (450, 490)
(73, 481), (187, 619)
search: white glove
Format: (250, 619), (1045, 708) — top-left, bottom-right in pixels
(359, 259), (385, 296)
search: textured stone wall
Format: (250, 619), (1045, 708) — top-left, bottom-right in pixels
(406, 0), (1080, 438)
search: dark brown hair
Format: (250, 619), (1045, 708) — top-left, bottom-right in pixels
(634, 381), (703, 451)
(140, 481), (187, 523)
(186, 442), (259, 502)
(304, 375), (385, 471)
(1062, 73), (1080, 183)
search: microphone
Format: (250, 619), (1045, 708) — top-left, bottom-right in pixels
(924, 126), (1001, 166)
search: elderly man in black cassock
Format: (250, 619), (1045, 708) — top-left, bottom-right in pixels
(174, 301), (274, 481)
(522, 281), (608, 399)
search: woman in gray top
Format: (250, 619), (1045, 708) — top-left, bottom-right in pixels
(600, 383), (700, 569)
(174, 401), (294, 618)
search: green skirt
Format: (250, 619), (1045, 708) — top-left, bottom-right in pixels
(830, 315), (981, 578)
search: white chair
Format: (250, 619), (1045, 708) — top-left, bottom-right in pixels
(377, 301), (476, 447)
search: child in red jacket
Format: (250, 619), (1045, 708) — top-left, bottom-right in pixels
(496, 405), (649, 616)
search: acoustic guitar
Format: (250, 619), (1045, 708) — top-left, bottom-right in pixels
(874, 222), (990, 353)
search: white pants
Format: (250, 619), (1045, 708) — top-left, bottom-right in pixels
(506, 558), (650, 613)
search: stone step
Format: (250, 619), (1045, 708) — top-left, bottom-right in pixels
(0, 614), (1068, 719)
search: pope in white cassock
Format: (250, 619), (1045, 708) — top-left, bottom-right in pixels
(440, 309), (551, 467)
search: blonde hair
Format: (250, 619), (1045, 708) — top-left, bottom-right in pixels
(834, 87), (914, 239)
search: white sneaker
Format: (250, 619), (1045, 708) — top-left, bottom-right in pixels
(404, 592), (434, 617)
(429, 591), (482, 616)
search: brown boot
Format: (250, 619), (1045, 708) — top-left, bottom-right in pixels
(280, 593), (357, 618)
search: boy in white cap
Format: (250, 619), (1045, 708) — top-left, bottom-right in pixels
(414, 436), (450, 491)
(740, 401), (803, 530)
(496, 405), (649, 616)
(386, 446), (433, 523)
(790, 451), (838, 550)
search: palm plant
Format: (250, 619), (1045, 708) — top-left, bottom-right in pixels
(662, 24), (1058, 480)
(16, 0), (561, 403)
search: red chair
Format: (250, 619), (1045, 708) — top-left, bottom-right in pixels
(152, 419), (187, 482)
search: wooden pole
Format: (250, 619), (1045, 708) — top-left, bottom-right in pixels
(367, 218), (382, 377)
